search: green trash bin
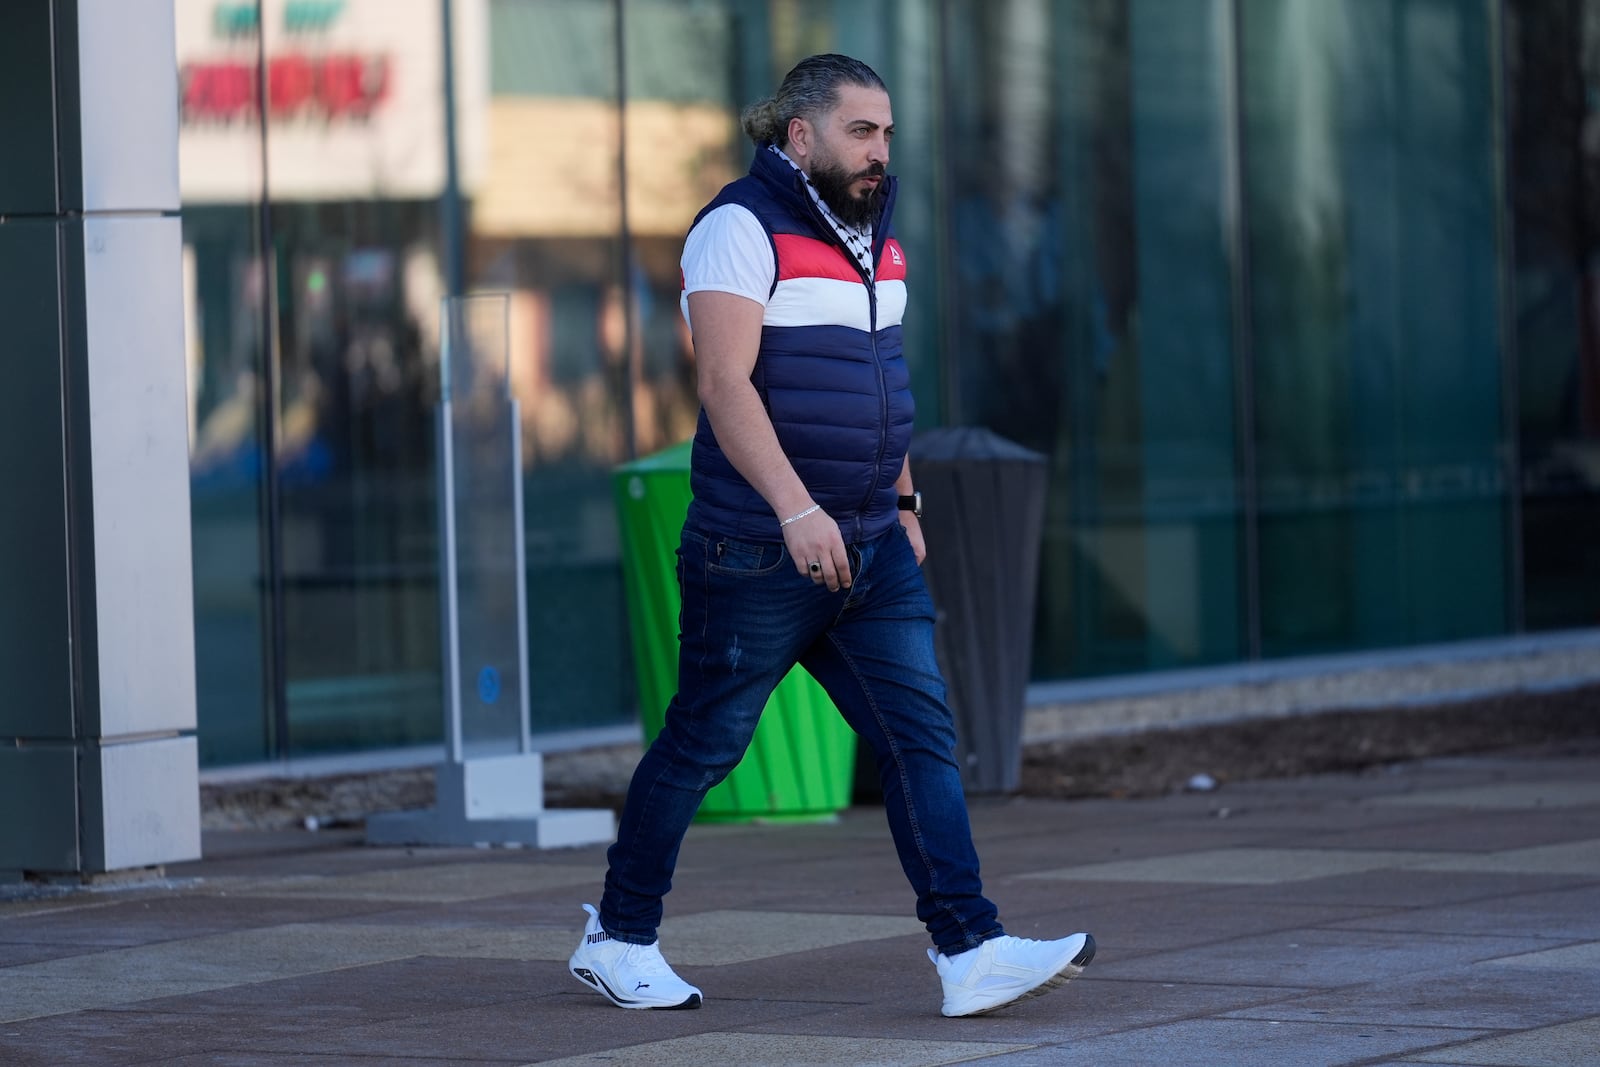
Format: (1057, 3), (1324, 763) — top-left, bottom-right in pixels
(613, 440), (857, 823)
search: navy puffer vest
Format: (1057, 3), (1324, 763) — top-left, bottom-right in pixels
(683, 147), (914, 545)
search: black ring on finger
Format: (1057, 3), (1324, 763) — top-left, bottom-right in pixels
(808, 560), (822, 574)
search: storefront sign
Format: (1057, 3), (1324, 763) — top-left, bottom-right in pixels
(182, 54), (390, 123)
(175, 0), (486, 202)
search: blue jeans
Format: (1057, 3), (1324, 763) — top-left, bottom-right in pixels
(601, 522), (1004, 957)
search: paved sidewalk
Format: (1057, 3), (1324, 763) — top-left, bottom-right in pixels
(3, 740), (1599, 1066)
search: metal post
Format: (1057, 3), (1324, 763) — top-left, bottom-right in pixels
(1224, 0), (1263, 661)
(441, 0), (466, 299)
(613, 0), (640, 459)
(437, 303), (463, 763)
(504, 269), (532, 754)
(252, 1), (290, 753)
(1489, 0), (1525, 632)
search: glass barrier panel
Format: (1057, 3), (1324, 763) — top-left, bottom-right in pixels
(440, 292), (528, 758)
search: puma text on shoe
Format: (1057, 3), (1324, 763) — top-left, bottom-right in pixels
(568, 904), (703, 1010)
(929, 932), (1096, 1018)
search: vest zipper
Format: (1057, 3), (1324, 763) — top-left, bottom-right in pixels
(801, 187), (890, 543)
(864, 282), (887, 542)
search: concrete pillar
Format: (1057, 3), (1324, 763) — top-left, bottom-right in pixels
(0, 0), (200, 879)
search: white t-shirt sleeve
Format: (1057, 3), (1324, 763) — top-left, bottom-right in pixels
(679, 204), (776, 328)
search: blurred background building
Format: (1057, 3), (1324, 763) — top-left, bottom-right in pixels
(173, 0), (1600, 769)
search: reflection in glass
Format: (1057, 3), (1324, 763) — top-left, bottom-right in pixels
(942, 0), (1242, 678)
(177, 0), (271, 764)
(475, 0), (634, 731)
(1241, 0), (1505, 655)
(1506, 0), (1600, 630)
(257, 0), (461, 755)
(174, 0), (1592, 766)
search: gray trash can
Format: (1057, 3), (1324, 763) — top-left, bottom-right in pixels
(911, 427), (1049, 794)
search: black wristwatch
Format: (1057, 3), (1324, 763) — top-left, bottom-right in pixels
(898, 490), (922, 519)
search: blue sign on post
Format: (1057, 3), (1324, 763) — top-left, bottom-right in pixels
(477, 665), (501, 706)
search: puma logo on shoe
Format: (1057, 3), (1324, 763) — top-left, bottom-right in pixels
(570, 903), (703, 1010)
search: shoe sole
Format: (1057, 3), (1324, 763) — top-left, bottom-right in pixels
(570, 964), (703, 1010)
(944, 934), (1097, 1018)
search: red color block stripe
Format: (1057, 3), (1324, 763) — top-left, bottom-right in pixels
(878, 239), (907, 281)
(775, 233), (861, 283)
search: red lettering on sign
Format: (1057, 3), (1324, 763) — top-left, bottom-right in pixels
(318, 55), (389, 118)
(182, 61), (256, 119)
(180, 53), (392, 124)
(268, 55), (315, 114)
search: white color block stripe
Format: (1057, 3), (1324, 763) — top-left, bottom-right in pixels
(877, 278), (907, 331)
(765, 277), (907, 331)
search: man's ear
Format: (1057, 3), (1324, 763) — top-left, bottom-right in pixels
(787, 116), (811, 158)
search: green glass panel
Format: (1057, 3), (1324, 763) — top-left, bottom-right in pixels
(1504, 0), (1600, 630)
(183, 214), (271, 763)
(939, 0), (1242, 678)
(1240, 0), (1506, 655)
(267, 201), (443, 756)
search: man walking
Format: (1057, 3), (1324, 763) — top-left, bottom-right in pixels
(569, 53), (1094, 1018)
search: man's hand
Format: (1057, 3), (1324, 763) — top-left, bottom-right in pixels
(782, 506), (852, 590)
(895, 455), (924, 565)
(901, 512), (926, 565)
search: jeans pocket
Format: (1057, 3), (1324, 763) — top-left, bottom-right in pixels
(706, 536), (788, 576)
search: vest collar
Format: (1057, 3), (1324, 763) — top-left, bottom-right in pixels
(750, 143), (898, 267)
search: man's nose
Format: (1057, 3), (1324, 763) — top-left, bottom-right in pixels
(869, 133), (889, 166)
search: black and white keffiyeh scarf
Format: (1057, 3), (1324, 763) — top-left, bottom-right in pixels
(771, 144), (875, 279)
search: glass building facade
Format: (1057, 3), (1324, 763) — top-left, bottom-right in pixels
(179, 0), (1600, 767)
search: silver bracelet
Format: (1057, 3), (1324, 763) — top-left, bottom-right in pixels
(779, 503), (822, 527)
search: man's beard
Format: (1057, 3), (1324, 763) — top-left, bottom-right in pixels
(809, 156), (886, 229)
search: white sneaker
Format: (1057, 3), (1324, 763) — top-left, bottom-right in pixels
(929, 932), (1096, 1017)
(568, 904), (703, 1010)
